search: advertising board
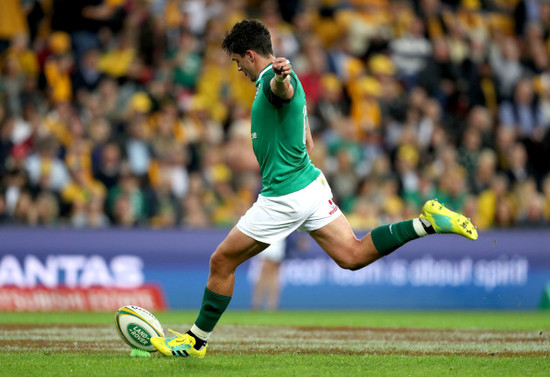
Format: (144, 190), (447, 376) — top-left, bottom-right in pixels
(0, 228), (548, 310)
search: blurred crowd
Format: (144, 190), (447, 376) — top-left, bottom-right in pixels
(0, 0), (549, 230)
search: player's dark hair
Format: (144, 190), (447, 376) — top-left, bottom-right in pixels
(221, 19), (274, 57)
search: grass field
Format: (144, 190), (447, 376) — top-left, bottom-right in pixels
(1, 311), (549, 377)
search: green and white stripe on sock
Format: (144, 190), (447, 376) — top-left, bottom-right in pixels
(371, 218), (431, 256)
(190, 324), (211, 342)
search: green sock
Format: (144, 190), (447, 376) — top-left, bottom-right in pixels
(194, 287), (232, 332)
(371, 220), (421, 256)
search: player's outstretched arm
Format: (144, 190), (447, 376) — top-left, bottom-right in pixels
(270, 57), (294, 100)
(305, 118), (314, 153)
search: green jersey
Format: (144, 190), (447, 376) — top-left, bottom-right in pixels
(251, 63), (320, 197)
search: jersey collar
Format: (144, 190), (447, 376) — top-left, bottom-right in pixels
(255, 63), (273, 87)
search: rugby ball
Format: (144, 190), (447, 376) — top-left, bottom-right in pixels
(115, 305), (165, 352)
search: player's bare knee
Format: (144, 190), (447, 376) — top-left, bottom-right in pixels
(209, 251), (233, 276)
(334, 248), (367, 271)
(339, 259), (367, 271)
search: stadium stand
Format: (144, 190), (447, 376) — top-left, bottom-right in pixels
(0, 0), (549, 230)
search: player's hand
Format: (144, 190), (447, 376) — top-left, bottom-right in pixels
(272, 57), (291, 81)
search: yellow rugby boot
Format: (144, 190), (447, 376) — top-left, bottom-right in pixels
(151, 329), (207, 358)
(420, 199), (478, 240)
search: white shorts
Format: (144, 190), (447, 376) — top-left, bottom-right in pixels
(258, 239), (286, 263)
(236, 173), (342, 244)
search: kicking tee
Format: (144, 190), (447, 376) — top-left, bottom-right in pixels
(251, 63), (320, 197)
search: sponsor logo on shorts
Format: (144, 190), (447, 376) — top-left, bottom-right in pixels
(328, 199), (339, 215)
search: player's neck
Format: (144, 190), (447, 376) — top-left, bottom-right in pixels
(254, 55), (275, 77)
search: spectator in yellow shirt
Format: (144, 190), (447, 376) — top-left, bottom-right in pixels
(0, 0), (29, 53)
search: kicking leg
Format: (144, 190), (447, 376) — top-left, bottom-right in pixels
(310, 200), (477, 271)
(309, 214), (381, 271)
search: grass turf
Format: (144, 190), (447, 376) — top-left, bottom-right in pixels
(0, 311), (549, 377)
(1, 354), (549, 377)
(1, 310), (549, 330)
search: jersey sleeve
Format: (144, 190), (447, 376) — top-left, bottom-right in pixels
(261, 71), (298, 108)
